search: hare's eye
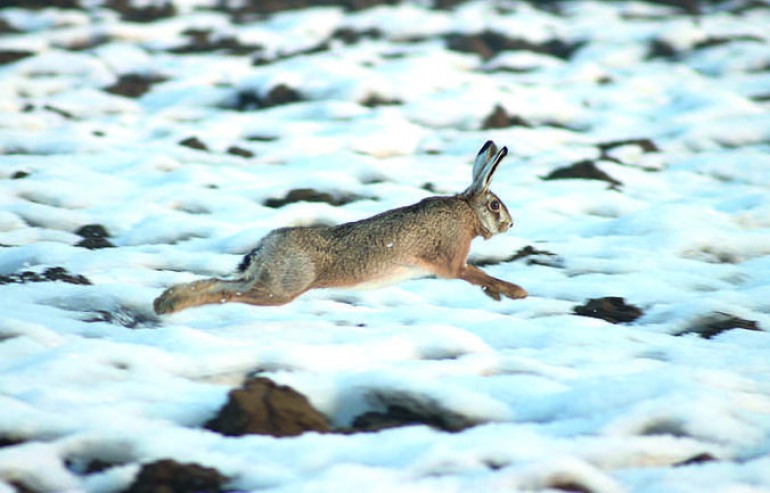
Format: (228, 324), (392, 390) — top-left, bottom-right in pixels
(489, 200), (500, 212)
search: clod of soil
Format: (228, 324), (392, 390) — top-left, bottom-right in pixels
(0, 50), (34, 65)
(673, 453), (718, 466)
(123, 459), (228, 493)
(482, 105), (532, 130)
(226, 146), (254, 158)
(677, 312), (762, 339)
(105, 73), (167, 99)
(0, 267), (91, 286)
(230, 84), (303, 110)
(351, 404), (473, 433)
(543, 160), (622, 187)
(574, 297), (643, 324)
(264, 188), (365, 208)
(76, 224), (115, 249)
(104, 0), (176, 23)
(472, 245), (560, 268)
(205, 377), (330, 437)
(360, 94), (402, 107)
(171, 29), (260, 55)
(332, 27), (383, 44)
(178, 136), (209, 151)
(446, 31), (585, 61)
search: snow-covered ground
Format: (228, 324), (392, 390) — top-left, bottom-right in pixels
(2, 0), (770, 491)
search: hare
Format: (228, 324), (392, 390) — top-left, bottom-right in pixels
(153, 140), (527, 314)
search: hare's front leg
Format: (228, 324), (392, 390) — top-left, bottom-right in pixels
(458, 265), (527, 301)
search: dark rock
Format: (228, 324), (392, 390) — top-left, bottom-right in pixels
(574, 297), (643, 324)
(472, 245), (560, 268)
(0, 436), (23, 448)
(226, 146), (254, 158)
(647, 38), (678, 60)
(245, 135), (279, 142)
(446, 31), (585, 61)
(216, 0), (400, 20)
(76, 224), (109, 239)
(83, 307), (159, 329)
(264, 188), (364, 208)
(179, 136), (209, 151)
(482, 105), (532, 130)
(549, 481), (594, 493)
(2, 0), (81, 8)
(678, 312), (762, 339)
(123, 459), (228, 493)
(0, 267), (91, 286)
(12, 171), (30, 179)
(104, 0), (176, 23)
(351, 404), (471, 433)
(252, 41), (330, 66)
(43, 104), (75, 120)
(105, 73), (167, 98)
(673, 452), (718, 466)
(597, 138), (659, 155)
(543, 160), (622, 187)
(205, 377), (330, 437)
(230, 84), (303, 111)
(171, 29), (260, 55)
(0, 18), (20, 34)
(77, 237), (115, 249)
(0, 50), (34, 66)
(360, 94), (402, 107)
(8, 480), (39, 493)
(332, 27), (383, 44)
(76, 224), (110, 239)
(648, 33), (764, 61)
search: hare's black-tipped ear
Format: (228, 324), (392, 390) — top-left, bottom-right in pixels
(465, 142), (507, 197)
(472, 140), (498, 185)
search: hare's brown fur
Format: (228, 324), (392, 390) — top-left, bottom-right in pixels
(154, 142), (527, 314)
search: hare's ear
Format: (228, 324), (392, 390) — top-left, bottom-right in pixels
(464, 141), (508, 197)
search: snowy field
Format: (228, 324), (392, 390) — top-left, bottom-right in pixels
(2, 0), (770, 491)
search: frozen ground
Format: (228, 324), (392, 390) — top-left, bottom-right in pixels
(1, 0), (770, 491)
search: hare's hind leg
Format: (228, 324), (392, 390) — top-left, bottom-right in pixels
(459, 265), (527, 301)
(153, 278), (255, 314)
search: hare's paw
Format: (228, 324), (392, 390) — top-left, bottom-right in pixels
(153, 286), (183, 314)
(499, 281), (527, 300)
(482, 286), (502, 301)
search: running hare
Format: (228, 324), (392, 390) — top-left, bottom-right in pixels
(153, 140), (527, 314)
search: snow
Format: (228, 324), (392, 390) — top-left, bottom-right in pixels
(2, 0), (770, 492)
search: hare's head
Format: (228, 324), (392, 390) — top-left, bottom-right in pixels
(461, 140), (513, 239)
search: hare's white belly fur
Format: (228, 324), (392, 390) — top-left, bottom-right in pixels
(352, 264), (432, 290)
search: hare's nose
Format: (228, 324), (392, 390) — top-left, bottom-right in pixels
(500, 219), (512, 232)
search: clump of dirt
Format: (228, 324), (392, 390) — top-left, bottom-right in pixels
(351, 403), (472, 433)
(104, 0), (176, 23)
(178, 136), (209, 151)
(0, 267), (91, 286)
(446, 31), (585, 61)
(482, 105), (533, 130)
(543, 160), (623, 188)
(226, 146), (254, 158)
(677, 312), (762, 339)
(105, 73), (167, 99)
(574, 297), (643, 324)
(123, 459), (229, 493)
(75, 224), (115, 249)
(0, 50), (35, 66)
(472, 245), (561, 268)
(205, 377), (330, 437)
(263, 188), (366, 208)
(229, 84), (303, 110)
(171, 29), (260, 55)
